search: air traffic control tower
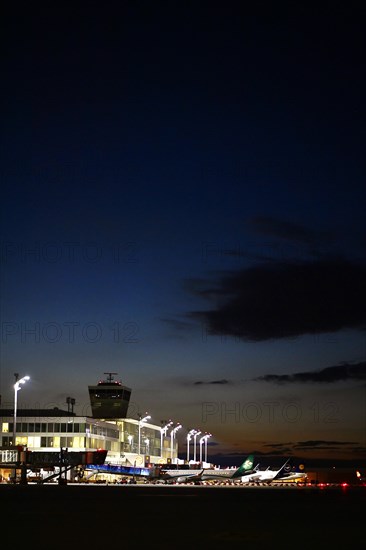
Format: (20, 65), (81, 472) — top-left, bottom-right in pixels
(88, 372), (132, 419)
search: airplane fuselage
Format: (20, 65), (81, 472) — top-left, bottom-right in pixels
(161, 467), (238, 482)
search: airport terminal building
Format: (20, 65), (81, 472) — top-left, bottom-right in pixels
(0, 374), (178, 480)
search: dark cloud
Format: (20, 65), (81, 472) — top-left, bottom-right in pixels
(194, 379), (230, 385)
(263, 441), (363, 456)
(295, 440), (358, 447)
(351, 446), (366, 454)
(187, 259), (366, 341)
(264, 442), (293, 448)
(254, 361), (366, 384)
(249, 216), (334, 247)
(261, 447), (294, 456)
(293, 440), (361, 452)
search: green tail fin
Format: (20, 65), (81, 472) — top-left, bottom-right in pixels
(232, 455), (255, 478)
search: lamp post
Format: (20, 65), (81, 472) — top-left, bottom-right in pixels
(204, 433), (212, 463)
(199, 435), (205, 463)
(170, 423), (182, 462)
(160, 420), (173, 460)
(193, 430), (201, 462)
(13, 373), (30, 446)
(186, 429), (196, 463)
(138, 413), (151, 455)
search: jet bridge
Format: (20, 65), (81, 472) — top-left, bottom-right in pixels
(85, 463), (152, 478)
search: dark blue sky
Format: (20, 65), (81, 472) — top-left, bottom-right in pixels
(1, 4), (365, 464)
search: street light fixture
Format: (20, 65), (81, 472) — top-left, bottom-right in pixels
(13, 373), (30, 446)
(138, 413), (151, 455)
(193, 430), (201, 462)
(170, 423), (182, 462)
(160, 420), (173, 460)
(186, 429), (196, 463)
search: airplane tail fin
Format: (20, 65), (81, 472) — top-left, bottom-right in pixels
(232, 454), (255, 478)
(188, 469), (205, 482)
(272, 458), (291, 481)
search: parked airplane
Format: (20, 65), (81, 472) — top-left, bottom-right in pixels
(241, 459), (307, 484)
(240, 458), (290, 484)
(160, 454), (256, 484)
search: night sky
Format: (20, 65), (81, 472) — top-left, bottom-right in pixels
(1, 4), (365, 466)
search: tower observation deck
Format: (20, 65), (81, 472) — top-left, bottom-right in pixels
(88, 373), (132, 419)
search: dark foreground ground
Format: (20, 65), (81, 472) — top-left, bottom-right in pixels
(1, 484), (365, 549)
